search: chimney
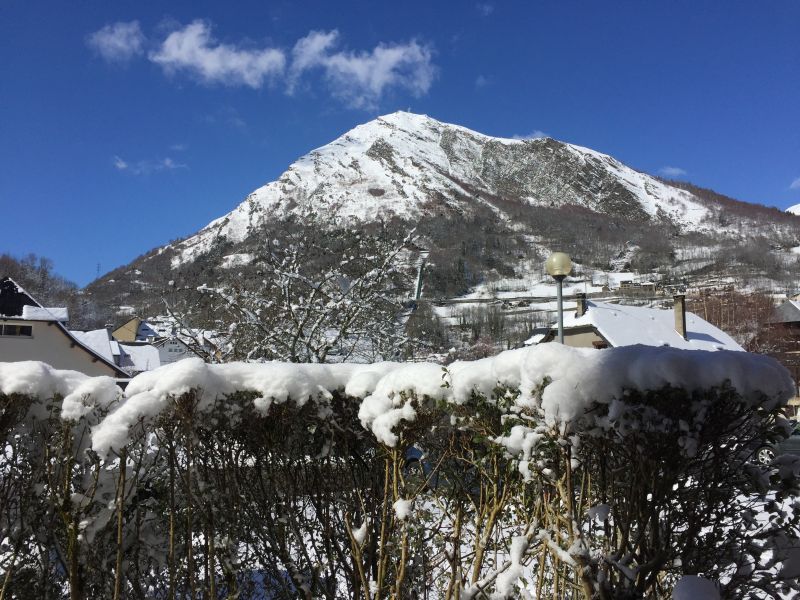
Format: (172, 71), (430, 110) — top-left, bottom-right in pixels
(674, 295), (687, 340)
(576, 293), (587, 317)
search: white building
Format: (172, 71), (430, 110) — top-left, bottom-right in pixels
(0, 277), (128, 378)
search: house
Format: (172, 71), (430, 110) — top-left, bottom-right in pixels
(770, 300), (800, 327)
(153, 336), (194, 365)
(117, 343), (161, 374)
(113, 315), (224, 362)
(112, 317), (161, 342)
(70, 327), (162, 375)
(529, 294), (744, 352)
(0, 277), (128, 378)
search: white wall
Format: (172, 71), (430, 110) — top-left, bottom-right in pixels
(0, 319), (121, 377)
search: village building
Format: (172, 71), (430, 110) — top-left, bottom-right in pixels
(113, 315), (221, 364)
(153, 336), (194, 365)
(0, 277), (128, 378)
(528, 294), (744, 352)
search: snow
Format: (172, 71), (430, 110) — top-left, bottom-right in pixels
(3, 337), (790, 459)
(564, 143), (710, 227)
(351, 522), (367, 546)
(493, 535), (529, 598)
(168, 111), (721, 268)
(83, 343), (793, 456)
(70, 329), (115, 364)
(393, 498), (412, 520)
(0, 361), (120, 422)
(118, 343), (161, 372)
(672, 575), (720, 600)
(20, 305), (68, 321)
(220, 253), (254, 269)
(786, 203), (800, 216)
(534, 300), (744, 352)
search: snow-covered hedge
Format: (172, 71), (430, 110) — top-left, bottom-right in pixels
(1, 345), (798, 599)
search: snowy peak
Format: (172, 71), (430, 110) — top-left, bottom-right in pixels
(172, 112), (712, 267)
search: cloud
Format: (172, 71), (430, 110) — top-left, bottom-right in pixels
(169, 143), (187, 151)
(87, 21), (145, 63)
(149, 20), (286, 88)
(91, 20), (437, 109)
(790, 177), (800, 191)
(289, 30), (436, 109)
(475, 74), (489, 88)
(476, 3), (495, 16)
(113, 155), (187, 175)
(659, 166), (688, 177)
(512, 130), (548, 140)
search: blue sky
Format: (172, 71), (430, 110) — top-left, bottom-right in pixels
(1, 1), (799, 285)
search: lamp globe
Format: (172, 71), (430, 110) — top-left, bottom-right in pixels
(545, 252), (572, 278)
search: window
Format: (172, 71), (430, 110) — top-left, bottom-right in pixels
(1, 324), (32, 337)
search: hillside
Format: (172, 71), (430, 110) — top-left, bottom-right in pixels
(86, 112), (800, 320)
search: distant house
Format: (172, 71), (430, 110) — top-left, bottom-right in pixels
(0, 277), (128, 378)
(113, 315), (223, 362)
(771, 300), (800, 328)
(70, 327), (162, 376)
(153, 336), (193, 365)
(117, 343), (161, 374)
(529, 294), (744, 352)
(112, 317), (161, 343)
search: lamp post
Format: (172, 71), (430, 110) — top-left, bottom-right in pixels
(545, 252), (572, 344)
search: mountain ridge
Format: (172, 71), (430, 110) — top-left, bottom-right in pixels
(169, 111), (717, 267)
(87, 111), (800, 318)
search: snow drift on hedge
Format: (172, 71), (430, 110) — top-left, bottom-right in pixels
(2, 343), (793, 454)
(0, 360), (121, 423)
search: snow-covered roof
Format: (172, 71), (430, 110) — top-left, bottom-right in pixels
(21, 305), (69, 322)
(771, 300), (800, 324)
(548, 300), (743, 352)
(136, 321), (161, 340)
(118, 344), (161, 373)
(69, 329), (114, 364)
(152, 336), (190, 348)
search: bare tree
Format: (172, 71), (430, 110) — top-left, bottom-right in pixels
(194, 216), (417, 363)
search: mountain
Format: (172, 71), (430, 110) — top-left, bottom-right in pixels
(87, 111), (800, 315)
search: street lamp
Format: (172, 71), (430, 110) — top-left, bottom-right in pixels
(545, 252), (572, 344)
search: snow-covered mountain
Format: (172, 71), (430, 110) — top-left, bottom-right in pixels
(172, 111), (712, 267)
(88, 111), (800, 313)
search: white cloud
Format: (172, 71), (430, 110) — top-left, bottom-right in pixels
(289, 30), (436, 109)
(113, 155), (186, 175)
(790, 177), (800, 191)
(288, 30), (338, 91)
(91, 20), (437, 109)
(475, 74), (489, 88)
(87, 21), (146, 63)
(659, 166), (688, 177)
(476, 3), (495, 16)
(149, 20), (285, 88)
(170, 143), (187, 151)
(513, 130), (548, 140)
